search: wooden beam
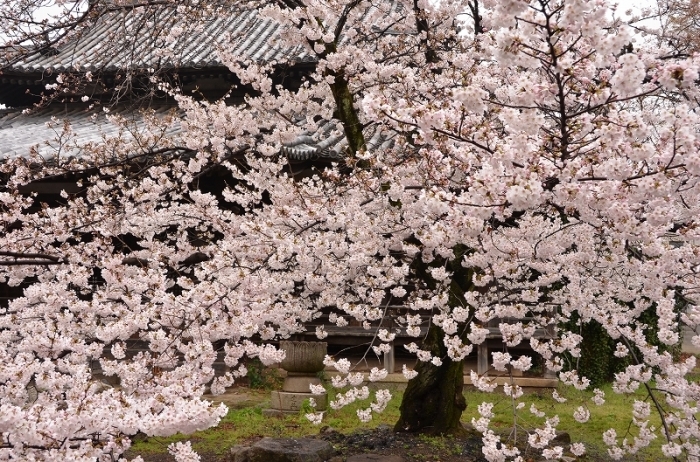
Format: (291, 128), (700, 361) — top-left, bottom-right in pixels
(18, 183), (80, 194)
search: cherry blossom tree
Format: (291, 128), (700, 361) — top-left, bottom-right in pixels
(655, 0), (700, 54)
(1, 0), (700, 461)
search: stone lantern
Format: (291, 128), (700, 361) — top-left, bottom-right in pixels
(267, 341), (328, 415)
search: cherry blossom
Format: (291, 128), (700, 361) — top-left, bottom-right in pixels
(0, 0), (699, 460)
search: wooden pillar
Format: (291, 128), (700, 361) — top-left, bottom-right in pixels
(477, 343), (489, 376)
(383, 342), (395, 373)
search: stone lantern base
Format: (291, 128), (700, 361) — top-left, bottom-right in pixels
(264, 341), (328, 416)
(267, 390), (328, 415)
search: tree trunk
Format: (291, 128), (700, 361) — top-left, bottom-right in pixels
(328, 72), (367, 164)
(394, 323), (468, 435)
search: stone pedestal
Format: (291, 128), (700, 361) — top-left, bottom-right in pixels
(265, 341), (328, 416)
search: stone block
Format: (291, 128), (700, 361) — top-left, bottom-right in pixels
(247, 437), (335, 462)
(228, 445), (253, 462)
(270, 390), (328, 411)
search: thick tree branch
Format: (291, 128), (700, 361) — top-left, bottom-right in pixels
(0, 251), (64, 265)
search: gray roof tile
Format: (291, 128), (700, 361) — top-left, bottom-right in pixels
(280, 121), (393, 160)
(0, 104), (182, 160)
(2, 3), (402, 162)
(10, 7), (313, 74)
(0, 105), (394, 162)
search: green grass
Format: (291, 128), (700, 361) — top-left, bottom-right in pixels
(462, 383), (670, 461)
(131, 405), (317, 455)
(130, 384), (403, 455)
(131, 379), (692, 460)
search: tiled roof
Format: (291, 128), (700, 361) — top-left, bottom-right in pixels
(9, 7), (313, 74)
(0, 105), (394, 162)
(280, 121), (394, 160)
(1, 4), (400, 163)
(0, 104), (181, 160)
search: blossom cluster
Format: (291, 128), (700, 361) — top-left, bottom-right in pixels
(1, 0), (699, 460)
